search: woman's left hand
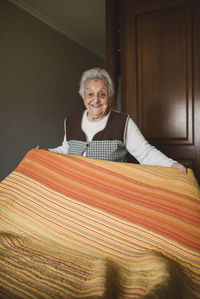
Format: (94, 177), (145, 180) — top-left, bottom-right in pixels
(171, 162), (187, 173)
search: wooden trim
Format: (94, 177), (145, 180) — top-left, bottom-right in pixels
(193, 0), (200, 183)
(105, 0), (120, 107)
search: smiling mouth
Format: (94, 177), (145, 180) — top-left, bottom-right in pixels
(91, 104), (102, 108)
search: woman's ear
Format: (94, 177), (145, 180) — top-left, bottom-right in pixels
(108, 96), (113, 107)
(80, 93), (85, 102)
(82, 97), (87, 108)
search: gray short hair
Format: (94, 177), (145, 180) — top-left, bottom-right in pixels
(79, 68), (114, 98)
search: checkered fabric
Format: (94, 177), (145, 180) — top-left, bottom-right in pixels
(68, 140), (128, 161)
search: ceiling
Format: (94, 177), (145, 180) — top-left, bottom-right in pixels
(9, 0), (106, 59)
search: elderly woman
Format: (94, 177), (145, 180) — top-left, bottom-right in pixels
(48, 68), (186, 173)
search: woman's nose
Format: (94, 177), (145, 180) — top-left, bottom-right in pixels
(93, 95), (100, 102)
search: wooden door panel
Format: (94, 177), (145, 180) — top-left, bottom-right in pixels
(117, 0), (200, 183)
(137, 5), (193, 144)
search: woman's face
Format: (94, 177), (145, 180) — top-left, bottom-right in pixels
(84, 79), (110, 121)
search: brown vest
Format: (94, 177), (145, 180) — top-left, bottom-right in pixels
(65, 110), (130, 162)
(66, 110), (129, 142)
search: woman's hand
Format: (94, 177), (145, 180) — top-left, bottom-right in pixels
(171, 162), (187, 173)
(35, 146), (47, 151)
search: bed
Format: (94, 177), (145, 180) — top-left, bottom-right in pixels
(0, 149), (200, 298)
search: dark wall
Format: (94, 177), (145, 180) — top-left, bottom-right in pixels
(0, 0), (104, 181)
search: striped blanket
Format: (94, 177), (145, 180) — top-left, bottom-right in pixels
(0, 149), (200, 298)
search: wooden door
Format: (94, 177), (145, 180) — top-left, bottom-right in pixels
(111, 0), (200, 183)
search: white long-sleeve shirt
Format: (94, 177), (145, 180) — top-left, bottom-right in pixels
(49, 110), (175, 167)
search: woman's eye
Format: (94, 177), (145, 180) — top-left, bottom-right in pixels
(87, 93), (93, 97)
(99, 93), (106, 97)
